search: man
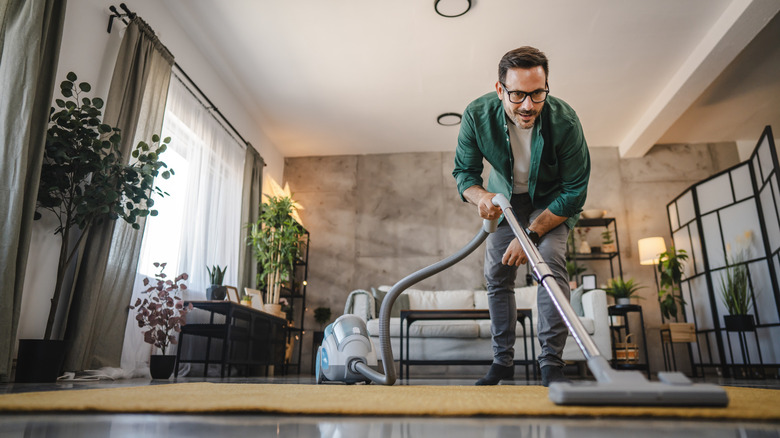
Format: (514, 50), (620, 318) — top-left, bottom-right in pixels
(453, 46), (590, 386)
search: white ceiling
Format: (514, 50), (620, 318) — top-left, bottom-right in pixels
(162, 0), (780, 158)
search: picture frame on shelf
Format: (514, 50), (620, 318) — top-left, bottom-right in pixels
(581, 274), (597, 290)
(226, 286), (240, 303)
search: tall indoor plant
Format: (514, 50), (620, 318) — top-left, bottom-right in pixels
(657, 247), (689, 321)
(249, 195), (305, 312)
(18, 72), (172, 382)
(35, 72), (173, 340)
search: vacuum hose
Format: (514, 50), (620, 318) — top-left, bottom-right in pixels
(364, 217), (498, 385)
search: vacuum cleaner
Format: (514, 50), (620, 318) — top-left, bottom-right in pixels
(316, 194), (729, 407)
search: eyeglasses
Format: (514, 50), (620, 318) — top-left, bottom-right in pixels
(500, 82), (549, 104)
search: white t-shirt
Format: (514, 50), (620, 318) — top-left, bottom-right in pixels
(508, 118), (533, 194)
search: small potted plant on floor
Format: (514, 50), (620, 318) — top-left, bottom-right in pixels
(206, 264), (227, 300)
(719, 255), (755, 332)
(605, 278), (644, 305)
(130, 262), (193, 379)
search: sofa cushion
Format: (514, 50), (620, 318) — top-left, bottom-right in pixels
(570, 285), (585, 317)
(372, 288), (410, 318)
(366, 318), (480, 338)
(405, 289), (475, 310)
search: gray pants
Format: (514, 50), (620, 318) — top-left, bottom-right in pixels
(484, 193), (570, 369)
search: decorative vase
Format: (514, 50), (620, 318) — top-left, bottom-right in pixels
(724, 314), (755, 332)
(149, 354), (176, 379)
(206, 285), (227, 301)
(264, 303), (284, 318)
(578, 240), (591, 254)
(15, 339), (67, 383)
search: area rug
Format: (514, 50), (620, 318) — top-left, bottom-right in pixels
(1, 383), (778, 420)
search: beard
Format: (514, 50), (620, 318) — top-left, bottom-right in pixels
(509, 109), (539, 129)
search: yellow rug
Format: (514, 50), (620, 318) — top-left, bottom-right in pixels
(0, 383), (778, 420)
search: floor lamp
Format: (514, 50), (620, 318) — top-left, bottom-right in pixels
(638, 237), (666, 294)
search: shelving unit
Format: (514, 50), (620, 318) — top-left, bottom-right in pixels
(261, 225), (309, 375)
(568, 217), (623, 281)
(281, 227), (309, 374)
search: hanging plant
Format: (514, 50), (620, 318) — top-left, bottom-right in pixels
(249, 195), (304, 305)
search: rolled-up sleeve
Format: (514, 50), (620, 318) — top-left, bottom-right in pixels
(453, 110), (484, 201)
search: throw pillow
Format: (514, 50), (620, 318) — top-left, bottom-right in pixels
(570, 285), (585, 317)
(372, 287), (410, 318)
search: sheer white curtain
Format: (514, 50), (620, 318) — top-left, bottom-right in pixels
(120, 75), (245, 373)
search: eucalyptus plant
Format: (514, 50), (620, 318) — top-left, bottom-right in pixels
(35, 72), (173, 340)
(249, 195), (304, 305)
(657, 247), (688, 321)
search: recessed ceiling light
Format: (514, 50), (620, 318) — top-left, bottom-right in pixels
(437, 113), (462, 126)
(434, 0), (472, 18)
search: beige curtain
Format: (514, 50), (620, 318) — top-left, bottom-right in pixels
(64, 16), (174, 371)
(238, 145), (265, 293)
(0, 0), (67, 382)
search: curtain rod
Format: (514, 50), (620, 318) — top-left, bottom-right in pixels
(107, 3), (252, 150)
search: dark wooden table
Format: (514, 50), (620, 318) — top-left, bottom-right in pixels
(175, 301), (287, 377)
(399, 308), (536, 381)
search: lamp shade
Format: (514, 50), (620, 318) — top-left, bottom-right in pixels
(638, 237), (667, 265)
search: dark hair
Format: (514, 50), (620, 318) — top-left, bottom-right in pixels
(498, 46), (549, 83)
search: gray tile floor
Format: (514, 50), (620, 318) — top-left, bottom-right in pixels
(1, 374), (779, 438)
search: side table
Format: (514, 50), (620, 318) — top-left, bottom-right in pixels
(608, 304), (650, 378)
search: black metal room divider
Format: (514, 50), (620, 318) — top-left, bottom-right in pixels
(666, 125), (780, 378)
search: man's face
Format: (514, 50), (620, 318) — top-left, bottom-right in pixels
(496, 66), (547, 129)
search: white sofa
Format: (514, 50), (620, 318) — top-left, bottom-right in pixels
(343, 285), (612, 369)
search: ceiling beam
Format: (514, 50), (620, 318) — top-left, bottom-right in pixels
(618, 0), (780, 158)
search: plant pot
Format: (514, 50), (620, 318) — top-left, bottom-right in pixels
(206, 285), (227, 301)
(724, 314), (755, 332)
(602, 243), (617, 253)
(264, 303), (284, 319)
(616, 297), (632, 306)
(15, 339), (67, 383)
(149, 354), (176, 379)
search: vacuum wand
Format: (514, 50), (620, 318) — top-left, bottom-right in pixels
(491, 193), (729, 407)
(490, 194), (601, 361)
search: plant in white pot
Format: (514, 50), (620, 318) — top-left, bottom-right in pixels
(605, 278), (644, 305)
(130, 262), (193, 379)
(17, 72), (173, 383)
(249, 195), (305, 318)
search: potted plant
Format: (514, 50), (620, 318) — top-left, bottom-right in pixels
(314, 307), (332, 331)
(16, 72), (172, 383)
(601, 228), (616, 253)
(719, 256), (755, 332)
(605, 278), (644, 305)
(249, 195), (305, 318)
(206, 265), (227, 300)
(657, 247), (689, 321)
(312, 306), (333, 363)
(129, 262), (193, 379)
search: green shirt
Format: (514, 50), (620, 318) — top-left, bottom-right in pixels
(453, 92), (590, 229)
